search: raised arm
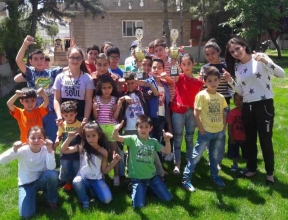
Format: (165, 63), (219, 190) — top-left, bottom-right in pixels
(60, 132), (80, 154)
(7, 90), (24, 112)
(14, 74), (27, 83)
(112, 121), (125, 142)
(101, 149), (121, 174)
(37, 88), (49, 108)
(16, 35), (36, 74)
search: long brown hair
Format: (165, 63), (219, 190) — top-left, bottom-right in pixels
(67, 47), (89, 73)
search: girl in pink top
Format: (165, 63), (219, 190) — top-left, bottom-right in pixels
(92, 76), (121, 186)
(170, 54), (204, 174)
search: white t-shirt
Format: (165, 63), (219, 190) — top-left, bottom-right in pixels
(158, 86), (165, 116)
(124, 93), (144, 130)
(53, 72), (95, 100)
(78, 151), (103, 180)
(0, 145), (56, 185)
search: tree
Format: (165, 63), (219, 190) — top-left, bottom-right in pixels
(189, 0), (227, 64)
(223, 0), (288, 59)
(46, 22), (59, 44)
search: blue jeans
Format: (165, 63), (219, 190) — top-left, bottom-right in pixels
(183, 131), (225, 182)
(73, 176), (112, 204)
(18, 170), (58, 218)
(131, 175), (172, 208)
(42, 111), (58, 143)
(59, 159), (80, 182)
(172, 109), (196, 165)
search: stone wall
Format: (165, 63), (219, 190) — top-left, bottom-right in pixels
(0, 63), (15, 97)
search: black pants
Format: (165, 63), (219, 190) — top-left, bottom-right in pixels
(242, 99), (274, 175)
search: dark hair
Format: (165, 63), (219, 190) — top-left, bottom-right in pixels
(225, 37), (251, 78)
(124, 71), (136, 81)
(96, 53), (109, 64)
(107, 46), (120, 57)
(87, 45), (100, 54)
(95, 75), (119, 97)
(202, 66), (220, 81)
(82, 121), (109, 166)
(27, 126), (46, 139)
(100, 42), (113, 53)
(67, 47), (89, 73)
(144, 56), (153, 67)
(204, 38), (221, 53)
(136, 115), (153, 127)
(44, 56), (50, 62)
(233, 92), (242, 99)
(60, 101), (77, 113)
(29, 49), (44, 60)
(148, 41), (155, 49)
(153, 39), (166, 48)
(19, 88), (37, 100)
(180, 54), (195, 64)
(152, 58), (165, 69)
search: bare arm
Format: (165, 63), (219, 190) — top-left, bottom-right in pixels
(37, 88), (49, 109)
(101, 149), (121, 174)
(92, 97), (98, 120)
(112, 121), (125, 142)
(60, 132), (79, 154)
(14, 74), (27, 83)
(7, 90), (24, 112)
(84, 89), (93, 120)
(160, 130), (173, 154)
(54, 90), (62, 120)
(194, 109), (205, 135)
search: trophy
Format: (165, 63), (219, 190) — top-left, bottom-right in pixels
(134, 29), (145, 80)
(169, 29), (179, 76)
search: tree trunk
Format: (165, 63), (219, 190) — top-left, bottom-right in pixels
(268, 30), (281, 59)
(162, 0), (171, 47)
(197, 18), (205, 64)
(29, 0), (39, 54)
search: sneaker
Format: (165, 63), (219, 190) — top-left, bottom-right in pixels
(113, 176), (120, 186)
(211, 176), (225, 188)
(82, 201), (89, 210)
(217, 164), (222, 170)
(182, 181), (196, 192)
(231, 164), (238, 172)
(62, 183), (73, 191)
(173, 166), (181, 175)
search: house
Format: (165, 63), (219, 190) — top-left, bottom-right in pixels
(69, 0), (195, 64)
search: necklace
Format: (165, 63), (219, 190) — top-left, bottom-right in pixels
(68, 69), (82, 91)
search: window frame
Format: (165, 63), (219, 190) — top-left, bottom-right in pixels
(122, 20), (144, 38)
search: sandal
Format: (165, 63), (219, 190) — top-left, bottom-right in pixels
(237, 170), (257, 178)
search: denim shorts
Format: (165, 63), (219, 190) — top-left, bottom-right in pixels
(100, 124), (115, 142)
(227, 140), (247, 159)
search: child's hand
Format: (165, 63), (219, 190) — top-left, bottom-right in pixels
(144, 81), (153, 88)
(23, 35), (37, 46)
(55, 117), (63, 126)
(67, 131), (78, 139)
(42, 139), (53, 153)
(223, 68), (232, 83)
(253, 51), (268, 64)
(13, 141), (25, 152)
(125, 96), (132, 104)
(160, 72), (168, 78)
(114, 120), (124, 131)
(36, 88), (45, 96)
(162, 129), (173, 141)
(92, 98), (98, 110)
(199, 128), (205, 136)
(113, 151), (121, 161)
(81, 118), (88, 127)
(15, 90), (25, 97)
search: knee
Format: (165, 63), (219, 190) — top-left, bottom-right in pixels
(73, 176), (83, 186)
(46, 170), (58, 182)
(101, 196), (112, 204)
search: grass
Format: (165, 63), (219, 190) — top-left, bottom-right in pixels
(0, 50), (288, 220)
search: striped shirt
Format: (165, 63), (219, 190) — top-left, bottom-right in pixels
(95, 95), (117, 124)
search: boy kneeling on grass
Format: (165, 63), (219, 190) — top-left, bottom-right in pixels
(112, 115), (173, 208)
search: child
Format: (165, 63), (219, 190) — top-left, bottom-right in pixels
(112, 115), (173, 208)
(15, 35), (64, 143)
(7, 87), (49, 143)
(0, 126), (58, 218)
(227, 93), (247, 172)
(93, 76), (121, 186)
(85, 44), (100, 74)
(182, 66), (227, 192)
(125, 55), (153, 79)
(54, 101), (81, 190)
(60, 121), (121, 209)
(107, 46), (124, 78)
(170, 54), (204, 174)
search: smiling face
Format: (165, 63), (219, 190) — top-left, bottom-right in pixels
(136, 122), (153, 140)
(68, 48), (84, 68)
(228, 44), (247, 61)
(96, 58), (109, 74)
(204, 47), (220, 64)
(30, 54), (45, 71)
(28, 129), (45, 152)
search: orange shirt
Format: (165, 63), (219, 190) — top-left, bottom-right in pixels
(10, 104), (48, 143)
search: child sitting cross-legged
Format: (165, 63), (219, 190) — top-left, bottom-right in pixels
(112, 115), (173, 208)
(60, 121), (121, 210)
(54, 101), (82, 191)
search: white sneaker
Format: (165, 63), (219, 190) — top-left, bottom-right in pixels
(173, 166), (181, 175)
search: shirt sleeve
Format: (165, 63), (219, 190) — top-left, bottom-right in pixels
(45, 148), (56, 170)
(154, 139), (163, 152)
(37, 104), (49, 118)
(85, 74), (95, 90)
(194, 93), (203, 110)
(51, 67), (63, 78)
(123, 135), (134, 149)
(261, 53), (285, 78)
(53, 73), (62, 91)
(10, 106), (21, 120)
(0, 148), (18, 164)
(222, 96), (228, 109)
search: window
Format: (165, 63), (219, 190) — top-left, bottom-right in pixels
(122, 20), (144, 37)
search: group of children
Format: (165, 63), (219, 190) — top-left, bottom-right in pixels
(1, 35), (275, 218)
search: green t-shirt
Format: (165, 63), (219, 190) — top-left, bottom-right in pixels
(124, 135), (163, 179)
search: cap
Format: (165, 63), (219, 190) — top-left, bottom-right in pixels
(130, 40), (138, 49)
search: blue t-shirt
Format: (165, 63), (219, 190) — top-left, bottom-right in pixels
(108, 67), (124, 78)
(24, 66), (63, 112)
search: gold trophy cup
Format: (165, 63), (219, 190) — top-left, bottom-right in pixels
(134, 29), (145, 80)
(169, 29), (179, 76)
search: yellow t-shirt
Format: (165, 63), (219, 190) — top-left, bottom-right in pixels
(194, 90), (228, 133)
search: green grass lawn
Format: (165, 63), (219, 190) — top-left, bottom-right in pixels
(0, 50), (288, 220)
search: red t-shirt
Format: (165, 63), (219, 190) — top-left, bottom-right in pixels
(170, 74), (204, 114)
(227, 108), (246, 141)
(85, 61), (96, 74)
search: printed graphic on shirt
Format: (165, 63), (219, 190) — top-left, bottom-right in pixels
(233, 115), (244, 131)
(35, 76), (53, 96)
(128, 96), (144, 118)
(63, 78), (81, 98)
(136, 143), (155, 164)
(159, 90), (165, 106)
(207, 98), (222, 123)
